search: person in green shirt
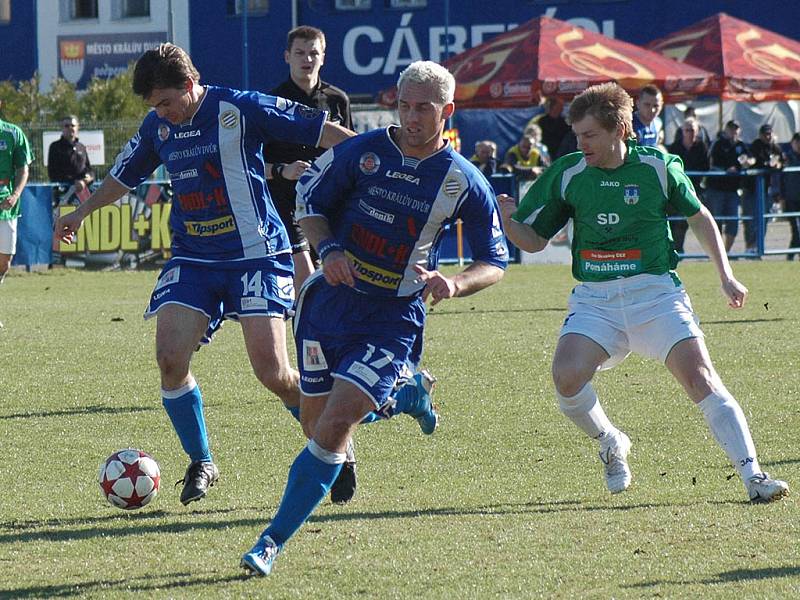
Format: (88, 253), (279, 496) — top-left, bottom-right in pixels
(0, 101), (34, 294)
(499, 82), (787, 504)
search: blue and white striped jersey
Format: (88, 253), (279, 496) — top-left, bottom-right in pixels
(110, 85), (327, 264)
(296, 126), (508, 297)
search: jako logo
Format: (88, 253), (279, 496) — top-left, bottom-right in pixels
(600, 181), (620, 187)
(386, 170), (420, 185)
(175, 130), (201, 139)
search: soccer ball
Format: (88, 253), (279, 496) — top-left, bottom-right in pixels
(98, 449), (161, 510)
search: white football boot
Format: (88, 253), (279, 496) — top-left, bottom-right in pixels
(598, 431), (632, 494)
(746, 473), (789, 503)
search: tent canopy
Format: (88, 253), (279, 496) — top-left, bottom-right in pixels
(648, 13), (800, 101)
(378, 16), (713, 108)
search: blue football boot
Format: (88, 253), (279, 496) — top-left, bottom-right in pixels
(404, 370), (439, 435)
(241, 534), (281, 576)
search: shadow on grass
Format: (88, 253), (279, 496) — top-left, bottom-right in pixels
(1, 571), (251, 599)
(0, 404), (156, 421)
(0, 498), (744, 545)
(626, 565), (800, 589)
(702, 317), (785, 325)
(427, 307), (564, 316)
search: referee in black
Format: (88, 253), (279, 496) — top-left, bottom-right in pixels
(266, 25), (352, 292)
(265, 25), (356, 505)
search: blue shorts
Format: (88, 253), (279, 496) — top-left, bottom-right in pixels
(293, 271), (426, 408)
(144, 254), (295, 324)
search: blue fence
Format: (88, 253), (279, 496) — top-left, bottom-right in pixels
(12, 170), (800, 270)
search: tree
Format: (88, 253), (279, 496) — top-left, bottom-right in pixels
(81, 64), (149, 123)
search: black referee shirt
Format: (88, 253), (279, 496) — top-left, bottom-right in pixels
(265, 78), (352, 202)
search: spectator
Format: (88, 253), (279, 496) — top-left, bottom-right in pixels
(524, 122), (551, 166)
(469, 140), (498, 178)
(742, 123), (784, 254)
(672, 105), (711, 148)
(47, 115), (94, 204)
(707, 120), (752, 253)
(528, 97), (570, 161)
(501, 134), (544, 179)
(667, 117), (710, 253)
(633, 84), (663, 147)
(781, 132), (800, 260)
(265, 26), (352, 294)
(0, 99), (33, 325)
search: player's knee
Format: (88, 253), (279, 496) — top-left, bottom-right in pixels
(256, 366), (298, 398)
(155, 347), (190, 381)
(552, 363), (589, 397)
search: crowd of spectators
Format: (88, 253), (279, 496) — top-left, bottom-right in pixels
(475, 88), (800, 259)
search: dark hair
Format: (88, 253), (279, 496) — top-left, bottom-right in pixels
(132, 43), (200, 99)
(62, 114), (79, 125)
(792, 132), (800, 143)
(568, 82), (633, 139)
(287, 25), (326, 52)
(639, 84), (662, 98)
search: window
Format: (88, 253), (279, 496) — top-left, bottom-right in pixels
(228, 0), (269, 15)
(388, 0), (426, 7)
(0, 0), (9, 23)
(68, 0), (98, 19)
(335, 0), (371, 10)
(121, 0), (150, 18)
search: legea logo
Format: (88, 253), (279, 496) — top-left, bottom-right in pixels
(386, 170), (420, 185)
(175, 130), (201, 139)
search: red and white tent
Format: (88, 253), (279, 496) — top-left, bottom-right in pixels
(378, 16), (713, 107)
(647, 13), (800, 101)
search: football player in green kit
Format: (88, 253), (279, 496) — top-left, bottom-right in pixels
(499, 82), (787, 504)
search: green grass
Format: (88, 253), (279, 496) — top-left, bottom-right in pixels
(1, 262), (799, 599)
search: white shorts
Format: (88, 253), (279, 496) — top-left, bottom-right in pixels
(0, 218), (17, 255)
(560, 272), (704, 369)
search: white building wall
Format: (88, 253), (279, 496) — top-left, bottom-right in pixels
(37, 0), (190, 92)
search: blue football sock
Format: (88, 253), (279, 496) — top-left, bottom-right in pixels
(360, 411), (381, 424)
(162, 379), (212, 463)
(263, 441), (344, 547)
(286, 405), (301, 423)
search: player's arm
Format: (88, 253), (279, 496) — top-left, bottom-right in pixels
(55, 176), (129, 242)
(413, 261), (504, 306)
(498, 194), (549, 252)
(0, 165), (29, 211)
(319, 121), (356, 149)
(687, 205), (747, 309)
(298, 214), (358, 287)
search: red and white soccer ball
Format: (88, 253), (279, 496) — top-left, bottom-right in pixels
(98, 449), (161, 510)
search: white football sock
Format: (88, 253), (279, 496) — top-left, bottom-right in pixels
(557, 383), (616, 441)
(698, 389), (760, 481)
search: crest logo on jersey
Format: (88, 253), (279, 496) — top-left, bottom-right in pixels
(158, 124), (170, 141)
(220, 110), (239, 129)
(303, 340), (328, 372)
(359, 152), (381, 175)
(443, 175), (464, 198)
(623, 185), (640, 205)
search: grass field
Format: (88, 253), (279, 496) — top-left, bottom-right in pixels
(1, 262), (799, 599)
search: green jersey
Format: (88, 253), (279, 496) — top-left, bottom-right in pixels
(513, 141), (702, 282)
(0, 118), (34, 220)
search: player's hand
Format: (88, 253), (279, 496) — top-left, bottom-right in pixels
(75, 179), (87, 193)
(283, 161), (311, 181)
(55, 209), (85, 243)
(413, 264), (457, 306)
(0, 194), (18, 211)
(721, 276), (748, 309)
(497, 193), (517, 223)
(322, 251), (357, 287)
